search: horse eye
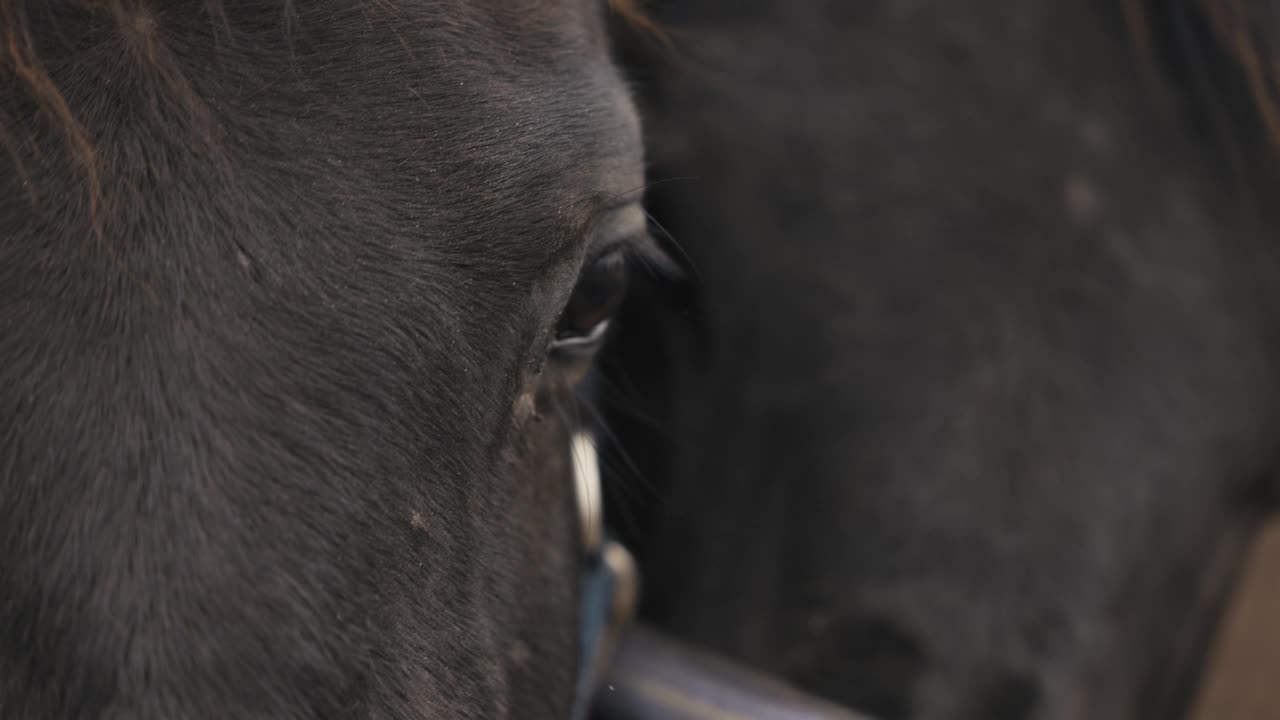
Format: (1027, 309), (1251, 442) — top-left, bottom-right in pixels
(551, 251), (630, 352)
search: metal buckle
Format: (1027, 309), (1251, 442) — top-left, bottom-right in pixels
(567, 431), (874, 720)
(571, 431), (640, 720)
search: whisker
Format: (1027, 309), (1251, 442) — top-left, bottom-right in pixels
(582, 418), (669, 546)
(579, 397), (662, 502)
(596, 452), (646, 540)
(592, 367), (686, 447)
(642, 208), (700, 280)
(556, 395), (601, 550)
(603, 175), (699, 207)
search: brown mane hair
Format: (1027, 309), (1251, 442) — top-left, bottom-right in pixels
(0, 2), (98, 209)
(607, 0), (671, 48)
(1199, 0), (1280, 148)
(1, 0), (225, 229)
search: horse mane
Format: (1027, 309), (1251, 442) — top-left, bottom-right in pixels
(1119, 0), (1280, 163)
(5, 0), (1278, 191)
(0, 0), (230, 228)
(607, 0), (672, 48)
(1198, 0), (1280, 150)
(1, 2), (99, 210)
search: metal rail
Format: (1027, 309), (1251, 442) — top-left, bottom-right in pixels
(594, 626), (874, 720)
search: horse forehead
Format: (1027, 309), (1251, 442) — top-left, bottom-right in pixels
(208, 0), (647, 255)
(383, 1), (644, 202)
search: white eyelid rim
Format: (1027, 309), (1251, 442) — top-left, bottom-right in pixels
(549, 319), (611, 352)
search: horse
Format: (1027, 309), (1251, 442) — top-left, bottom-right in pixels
(0, 1), (658, 717)
(602, 0), (1280, 718)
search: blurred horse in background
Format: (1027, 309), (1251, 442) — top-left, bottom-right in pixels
(603, 1), (1280, 718)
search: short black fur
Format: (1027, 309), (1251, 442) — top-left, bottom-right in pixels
(0, 1), (647, 717)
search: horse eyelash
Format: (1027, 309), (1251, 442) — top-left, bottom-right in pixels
(591, 229), (682, 281)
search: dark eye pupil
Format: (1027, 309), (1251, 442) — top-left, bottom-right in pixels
(557, 253), (629, 340)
